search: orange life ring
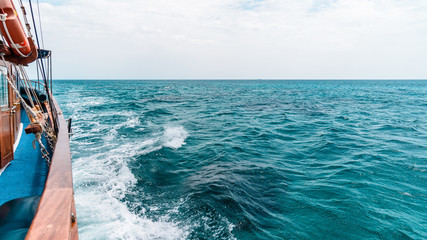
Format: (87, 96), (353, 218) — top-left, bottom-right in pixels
(0, 0), (31, 57)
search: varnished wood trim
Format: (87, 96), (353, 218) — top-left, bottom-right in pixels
(70, 197), (79, 240)
(24, 123), (42, 134)
(25, 98), (78, 240)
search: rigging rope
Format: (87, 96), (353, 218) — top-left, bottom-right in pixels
(0, 56), (37, 120)
(26, 0), (58, 132)
(27, 0), (45, 78)
(0, 56), (54, 164)
(36, 0), (44, 49)
(18, 0), (33, 38)
(18, 65), (43, 111)
(20, 73), (35, 107)
(0, 2), (56, 165)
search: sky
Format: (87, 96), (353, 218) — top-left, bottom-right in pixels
(23, 0), (427, 79)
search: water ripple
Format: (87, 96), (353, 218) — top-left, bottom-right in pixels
(54, 80), (427, 240)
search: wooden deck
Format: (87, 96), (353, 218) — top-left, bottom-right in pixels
(25, 98), (78, 240)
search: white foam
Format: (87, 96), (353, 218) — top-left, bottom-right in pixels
(71, 124), (188, 238)
(67, 92), (190, 239)
(124, 117), (140, 128)
(75, 191), (186, 240)
(162, 126), (189, 149)
(72, 138), (189, 239)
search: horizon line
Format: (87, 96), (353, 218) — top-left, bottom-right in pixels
(48, 78), (427, 81)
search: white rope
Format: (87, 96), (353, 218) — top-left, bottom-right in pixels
(17, 62), (57, 144)
(0, 59), (37, 120)
(0, 13), (31, 58)
(18, 64), (43, 110)
(0, 56), (53, 164)
(36, 0), (44, 49)
(18, 0), (33, 38)
(19, 70), (35, 108)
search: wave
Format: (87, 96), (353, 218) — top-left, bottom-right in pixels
(72, 136), (190, 239)
(67, 90), (190, 239)
(55, 80), (427, 240)
(72, 125), (190, 239)
(162, 126), (188, 149)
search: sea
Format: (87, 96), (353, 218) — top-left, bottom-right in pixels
(53, 80), (427, 240)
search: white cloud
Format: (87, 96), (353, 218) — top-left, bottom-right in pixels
(24, 0), (427, 79)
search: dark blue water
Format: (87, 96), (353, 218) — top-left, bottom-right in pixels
(54, 80), (427, 240)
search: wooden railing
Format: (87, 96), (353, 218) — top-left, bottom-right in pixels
(25, 98), (78, 240)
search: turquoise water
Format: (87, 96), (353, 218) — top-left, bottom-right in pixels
(54, 80), (427, 240)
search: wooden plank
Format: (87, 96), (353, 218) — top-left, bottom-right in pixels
(24, 123), (42, 134)
(25, 189), (73, 239)
(70, 197), (79, 240)
(25, 98), (78, 240)
(24, 113), (47, 134)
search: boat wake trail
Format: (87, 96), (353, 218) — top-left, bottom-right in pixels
(63, 93), (190, 239)
(55, 80), (427, 240)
